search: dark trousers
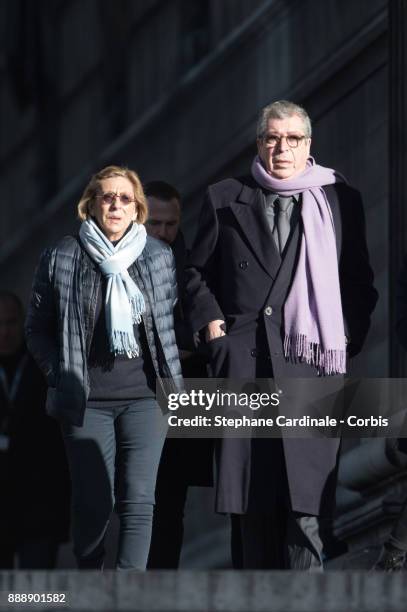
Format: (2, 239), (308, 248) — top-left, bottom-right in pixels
(230, 437), (323, 570)
(0, 537), (59, 570)
(230, 511), (323, 570)
(61, 399), (167, 570)
(18, 539), (59, 569)
(147, 481), (188, 568)
(147, 434), (214, 569)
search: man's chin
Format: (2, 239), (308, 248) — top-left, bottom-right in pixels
(269, 165), (306, 180)
(268, 169), (294, 180)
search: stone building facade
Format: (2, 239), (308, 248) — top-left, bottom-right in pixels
(0, 0), (405, 568)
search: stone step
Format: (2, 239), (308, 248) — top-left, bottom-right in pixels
(0, 570), (406, 612)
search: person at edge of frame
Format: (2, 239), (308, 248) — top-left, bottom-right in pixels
(0, 291), (70, 569)
(183, 100), (378, 570)
(144, 181), (213, 569)
(25, 165), (183, 570)
(372, 258), (407, 571)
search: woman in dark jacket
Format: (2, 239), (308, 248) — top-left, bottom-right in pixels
(25, 165), (182, 570)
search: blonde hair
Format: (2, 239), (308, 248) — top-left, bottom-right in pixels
(77, 165), (148, 224)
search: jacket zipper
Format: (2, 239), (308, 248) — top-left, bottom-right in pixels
(133, 260), (173, 400)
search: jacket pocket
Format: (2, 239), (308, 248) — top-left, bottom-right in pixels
(206, 335), (229, 377)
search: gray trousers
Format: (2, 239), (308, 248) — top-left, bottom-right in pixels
(61, 399), (167, 570)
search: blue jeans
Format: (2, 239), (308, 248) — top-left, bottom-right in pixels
(61, 399), (167, 570)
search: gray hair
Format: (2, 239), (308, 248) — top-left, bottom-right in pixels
(256, 100), (312, 139)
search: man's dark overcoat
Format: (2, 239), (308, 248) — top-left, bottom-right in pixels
(185, 175), (378, 516)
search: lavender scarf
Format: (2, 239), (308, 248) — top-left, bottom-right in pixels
(251, 155), (346, 375)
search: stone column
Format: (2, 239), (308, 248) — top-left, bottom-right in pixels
(389, 0), (407, 376)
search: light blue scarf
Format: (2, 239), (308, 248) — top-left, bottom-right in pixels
(79, 219), (147, 358)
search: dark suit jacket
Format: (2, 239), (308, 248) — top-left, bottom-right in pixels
(156, 231), (213, 488)
(184, 175), (378, 515)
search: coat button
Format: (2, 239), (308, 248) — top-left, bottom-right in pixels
(239, 260), (248, 270)
(264, 306), (273, 316)
(250, 349), (257, 357)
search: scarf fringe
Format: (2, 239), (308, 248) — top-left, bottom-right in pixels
(111, 331), (141, 359)
(284, 334), (346, 375)
(131, 295), (145, 324)
(113, 295), (145, 357)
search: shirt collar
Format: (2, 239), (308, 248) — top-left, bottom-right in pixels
(264, 192), (300, 206)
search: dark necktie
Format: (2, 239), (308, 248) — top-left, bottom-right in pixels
(273, 196), (292, 254)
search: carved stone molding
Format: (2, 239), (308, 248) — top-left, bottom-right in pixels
(389, 0), (407, 375)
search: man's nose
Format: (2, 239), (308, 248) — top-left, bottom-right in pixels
(153, 225), (165, 240)
(158, 230), (169, 243)
(276, 136), (289, 152)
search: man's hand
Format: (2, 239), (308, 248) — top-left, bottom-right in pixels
(205, 320), (226, 343)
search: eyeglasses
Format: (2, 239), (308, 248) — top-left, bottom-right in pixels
(262, 134), (307, 149)
(98, 192), (135, 206)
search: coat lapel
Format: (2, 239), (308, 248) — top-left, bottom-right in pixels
(229, 182), (341, 286)
(267, 184), (342, 302)
(230, 183), (281, 280)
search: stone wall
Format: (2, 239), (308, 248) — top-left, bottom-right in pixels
(0, 0), (399, 569)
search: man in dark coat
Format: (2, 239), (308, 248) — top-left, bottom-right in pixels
(0, 291), (70, 569)
(184, 100), (378, 569)
(144, 181), (213, 569)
